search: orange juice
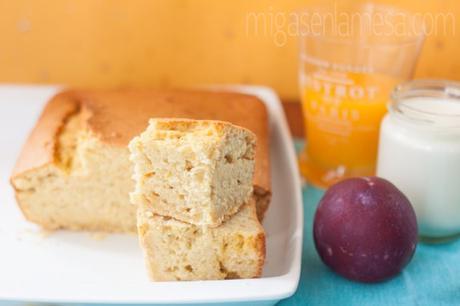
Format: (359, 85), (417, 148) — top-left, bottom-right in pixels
(297, 3), (425, 188)
(299, 70), (401, 188)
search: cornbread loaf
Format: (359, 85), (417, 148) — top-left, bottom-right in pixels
(10, 89), (271, 232)
(137, 198), (265, 281)
(129, 119), (256, 227)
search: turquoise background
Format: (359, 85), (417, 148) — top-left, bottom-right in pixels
(278, 186), (460, 306)
(278, 142), (460, 305)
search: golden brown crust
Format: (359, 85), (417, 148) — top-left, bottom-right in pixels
(146, 118), (257, 142)
(254, 186), (271, 222)
(249, 200), (266, 278)
(11, 92), (79, 178)
(255, 231), (266, 278)
(12, 89), (271, 194)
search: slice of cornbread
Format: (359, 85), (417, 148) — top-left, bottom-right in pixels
(137, 198), (265, 281)
(9, 98), (137, 232)
(129, 119), (256, 227)
(10, 89), (271, 232)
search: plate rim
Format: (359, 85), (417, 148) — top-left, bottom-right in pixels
(0, 84), (304, 304)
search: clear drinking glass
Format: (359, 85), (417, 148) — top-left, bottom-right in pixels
(298, 3), (425, 188)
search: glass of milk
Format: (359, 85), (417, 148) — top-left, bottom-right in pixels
(377, 80), (460, 243)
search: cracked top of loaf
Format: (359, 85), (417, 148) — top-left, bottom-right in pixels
(12, 89), (270, 194)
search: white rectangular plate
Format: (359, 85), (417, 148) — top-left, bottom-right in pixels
(0, 85), (303, 305)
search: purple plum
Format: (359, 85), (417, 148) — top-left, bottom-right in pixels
(313, 176), (418, 283)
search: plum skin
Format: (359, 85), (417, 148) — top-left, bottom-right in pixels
(313, 176), (418, 283)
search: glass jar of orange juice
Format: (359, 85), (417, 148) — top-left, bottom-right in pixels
(298, 3), (425, 188)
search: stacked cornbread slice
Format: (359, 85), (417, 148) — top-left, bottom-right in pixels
(129, 119), (266, 281)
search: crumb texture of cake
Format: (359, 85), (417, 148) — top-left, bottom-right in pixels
(10, 96), (136, 232)
(137, 199), (265, 281)
(130, 119), (256, 227)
